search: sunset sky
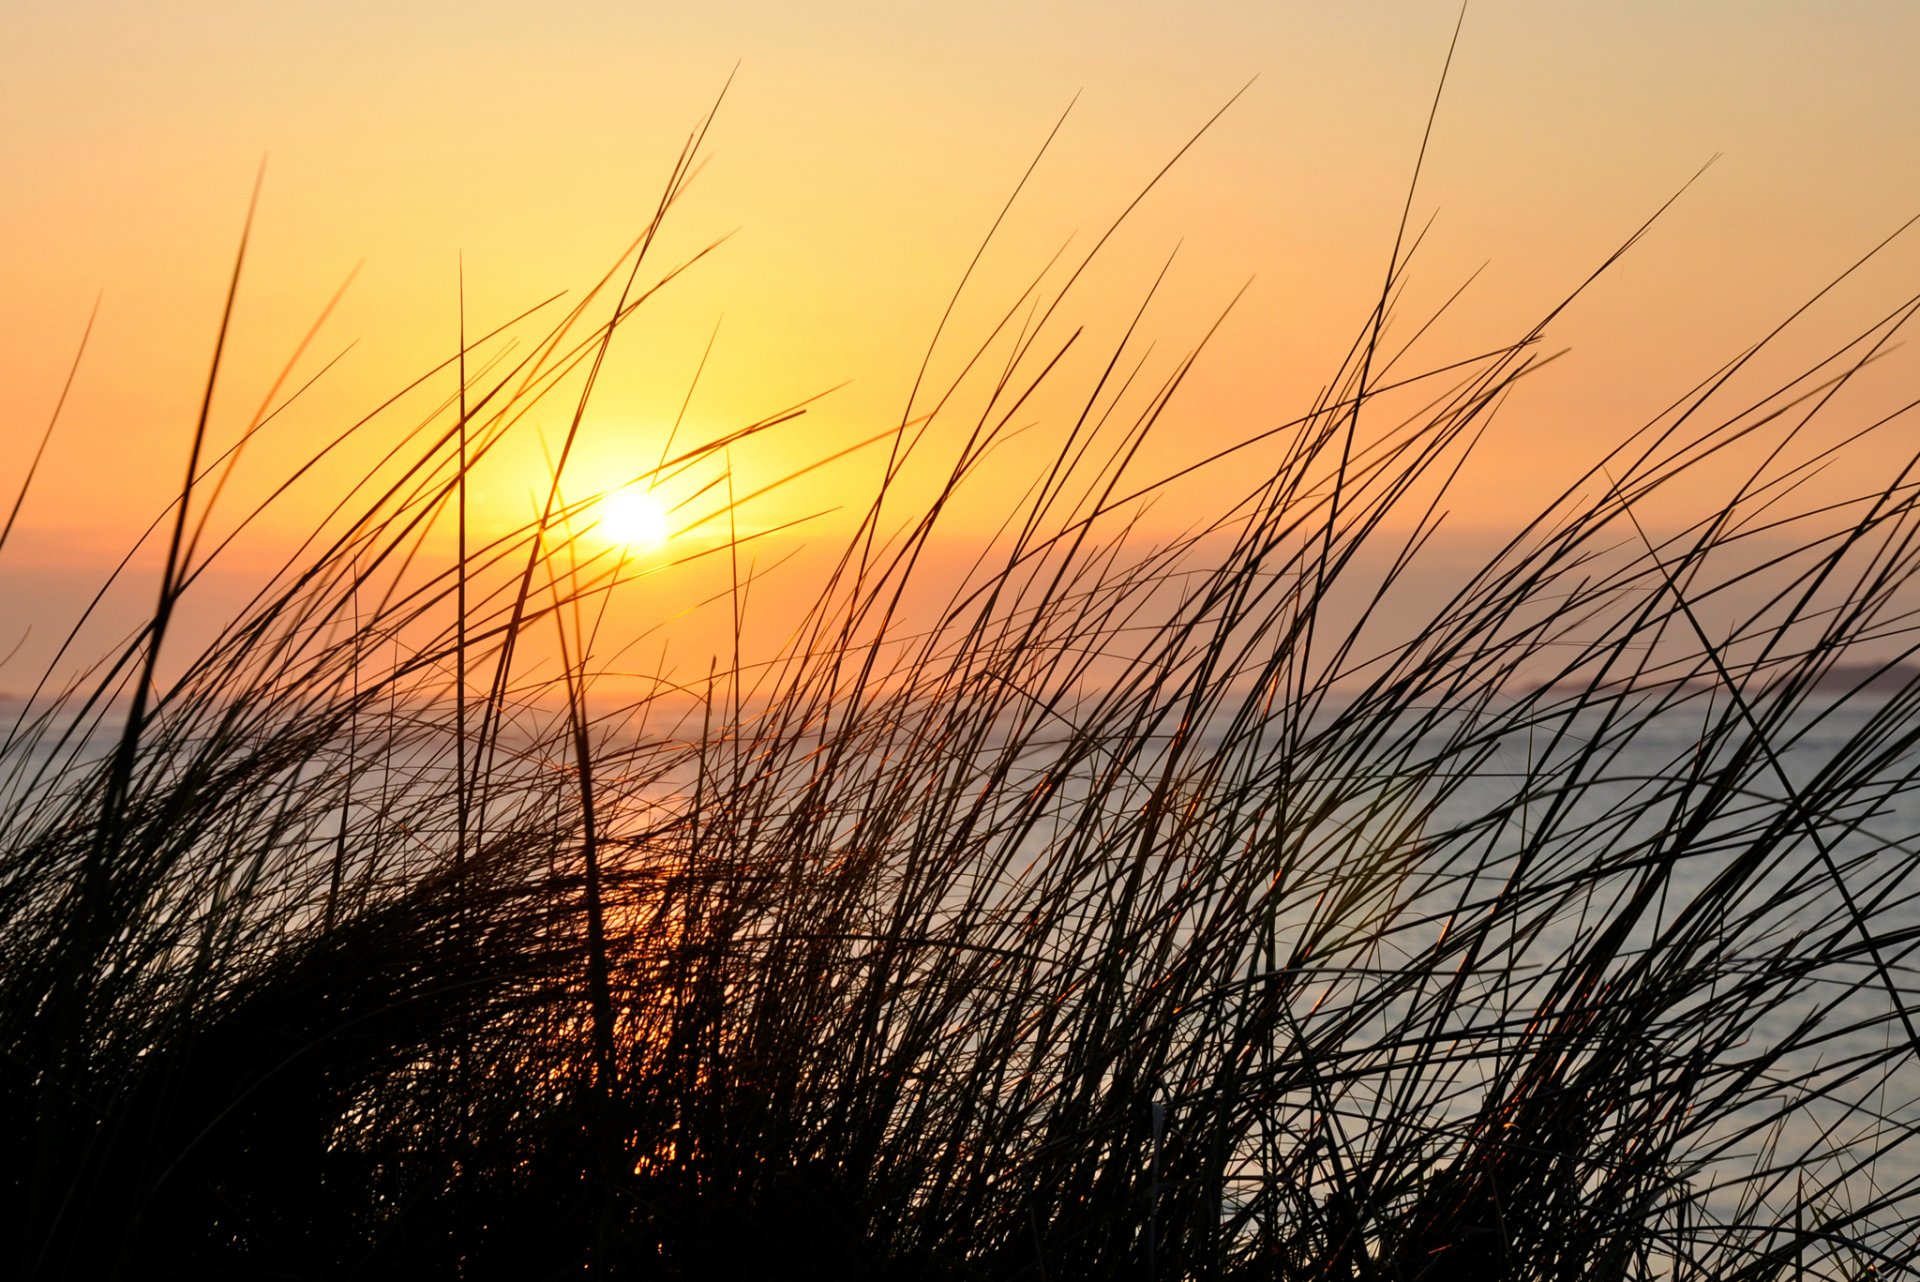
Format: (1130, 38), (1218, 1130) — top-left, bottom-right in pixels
(5, 1), (1919, 685)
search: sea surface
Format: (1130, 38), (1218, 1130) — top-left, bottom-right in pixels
(6, 690), (1919, 1250)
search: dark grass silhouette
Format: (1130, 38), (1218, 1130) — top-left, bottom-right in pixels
(6, 88), (1920, 1282)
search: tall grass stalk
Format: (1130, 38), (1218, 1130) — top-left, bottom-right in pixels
(5, 96), (1920, 1282)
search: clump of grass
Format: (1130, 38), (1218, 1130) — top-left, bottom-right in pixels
(6, 93), (1920, 1282)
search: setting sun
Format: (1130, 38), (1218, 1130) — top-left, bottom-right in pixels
(592, 487), (671, 550)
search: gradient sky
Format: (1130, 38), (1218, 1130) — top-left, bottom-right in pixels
(5, 2), (1919, 684)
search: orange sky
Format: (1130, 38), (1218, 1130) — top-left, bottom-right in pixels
(5, 2), (1920, 689)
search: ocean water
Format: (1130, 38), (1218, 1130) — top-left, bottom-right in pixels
(1402, 695), (1920, 1241)
(6, 688), (1918, 1261)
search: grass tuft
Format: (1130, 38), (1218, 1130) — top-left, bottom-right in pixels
(6, 92), (1920, 1282)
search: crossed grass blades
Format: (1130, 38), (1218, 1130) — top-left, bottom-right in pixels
(7, 84), (1920, 1281)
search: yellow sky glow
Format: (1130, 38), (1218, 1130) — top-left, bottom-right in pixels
(4, 2), (1919, 687)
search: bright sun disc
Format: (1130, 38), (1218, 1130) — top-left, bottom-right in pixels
(595, 488), (670, 549)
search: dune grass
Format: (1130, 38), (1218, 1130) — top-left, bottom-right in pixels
(6, 96), (1920, 1282)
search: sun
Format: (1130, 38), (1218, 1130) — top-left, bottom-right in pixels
(593, 487), (671, 550)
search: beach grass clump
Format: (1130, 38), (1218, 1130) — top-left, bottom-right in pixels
(5, 103), (1920, 1281)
